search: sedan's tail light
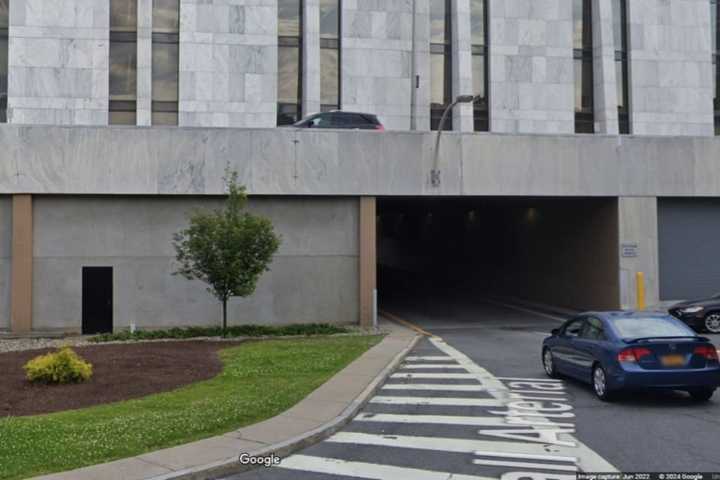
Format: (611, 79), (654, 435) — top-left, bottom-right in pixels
(618, 347), (652, 363)
(375, 125), (385, 131)
(693, 345), (719, 361)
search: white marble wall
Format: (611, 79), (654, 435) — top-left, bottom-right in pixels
(7, 0), (110, 125)
(592, 0), (619, 134)
(178, 0), (277, 128)
(627, 0), (715, 136)
(341, 0), (415, 130)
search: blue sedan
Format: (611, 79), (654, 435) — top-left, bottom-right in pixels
(542, 312), (720, 401)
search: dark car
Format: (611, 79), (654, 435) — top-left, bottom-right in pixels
(292, 111), (384, 131)
(669, 294), (720, 333)
(542, 311), (720, 402)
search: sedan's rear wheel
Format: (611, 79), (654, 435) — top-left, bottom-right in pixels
(689, 388), (715, 402)
(704, 313), (720, 333)
(543, 349), (557, 378)
(592, 365), (614, 402)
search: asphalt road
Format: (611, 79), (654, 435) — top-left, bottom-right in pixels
(228, 295), (720, 478)
(387, 295), (720, 472)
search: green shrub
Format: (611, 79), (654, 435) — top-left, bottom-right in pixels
(89, 323), (349, 343)
(24, 347), (93, 384)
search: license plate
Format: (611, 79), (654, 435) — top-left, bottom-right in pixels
(660, 354), (685, 367)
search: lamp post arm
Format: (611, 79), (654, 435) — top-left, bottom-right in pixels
(431, 100), (459, 187)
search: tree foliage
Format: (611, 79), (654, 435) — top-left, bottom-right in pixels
(173, 171), (281, 331)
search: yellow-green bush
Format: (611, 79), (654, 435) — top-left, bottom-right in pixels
(24, 347), (93, 384)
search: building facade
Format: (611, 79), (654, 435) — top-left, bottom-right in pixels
(1, 0), (720, 334)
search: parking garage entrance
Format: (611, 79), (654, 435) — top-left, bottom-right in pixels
(377, 197), (621, 319)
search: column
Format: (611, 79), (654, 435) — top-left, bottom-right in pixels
(302, 0), (321, 116)
(452, 0), (474, 131)
(412, 0), (431, 131)
(137, 0), (152, 126)
(618, 197), (659, 310)
(10, 195), (32, 333)
(359, 197), (376, 328)
(592, 0), (619, 134)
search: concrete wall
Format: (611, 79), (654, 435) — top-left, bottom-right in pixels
(31, 196), (359, 332)
(618, 197), (659, 309)
(627, 0), (715, 136)
(502, 199), (620, 310)
(179, 0), (277, 128)
(489, 0), (575, 134)
(0, 196), (10, 331)
(341, 0), (415, 131)
(3, 126), (720, 198)
(8, 0), (109, 125)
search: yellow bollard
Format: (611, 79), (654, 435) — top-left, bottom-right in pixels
(636, 272), (646, 311)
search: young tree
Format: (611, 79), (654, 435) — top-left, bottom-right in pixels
(173, 171), (281, 334)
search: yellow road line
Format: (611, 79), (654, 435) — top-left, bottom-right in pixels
(379, 309), (436, 337)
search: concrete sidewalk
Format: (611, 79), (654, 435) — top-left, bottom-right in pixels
(32, 320), (418, 480)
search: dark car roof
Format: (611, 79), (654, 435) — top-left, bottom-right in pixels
(671, 296), (720, 308)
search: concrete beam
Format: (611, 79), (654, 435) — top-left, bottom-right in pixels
(10, 194), (32, 333)
(359, 197), (376, 328)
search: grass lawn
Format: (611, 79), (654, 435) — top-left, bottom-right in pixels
(0, 335), (382, 480)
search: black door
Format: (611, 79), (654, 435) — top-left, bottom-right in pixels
(82, 267), (113, 334)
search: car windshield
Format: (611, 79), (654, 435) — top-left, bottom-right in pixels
(609, 316), (696, 339)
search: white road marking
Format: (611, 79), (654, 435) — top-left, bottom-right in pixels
(354, 413), (512, 426)
(495, 377), (562, 383)
(472, 451), (577, 463)
(382, 384), (487, 391)
(472, 459), (577, 472)
(327, 432), (590, 459)
(401, 364), (468, 369)
(390, 372), (479, 380)
(276, 455), (495, 480)
(429, 337), (618, 473)
(370, 396), (503, 407)
(405, 356), (453, 361)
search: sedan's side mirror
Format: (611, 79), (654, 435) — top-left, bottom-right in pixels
(551, 328), (560, 336)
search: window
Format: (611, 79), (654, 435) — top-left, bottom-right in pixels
(471, 0), (488, 131)
(430, 0), (452, 131)
(613, 0), (630, 134)
(0, 0), (7, 123)
(152, 0), (179, 125)
(320, 0), (340, 112)
(109, 0), (137, 125)
(563, 318), (586, 338)
(574, 0), (594, 133)
(582, 317), (607, 341)
(278, 0), (303, 125)
(609, 317), (695, 340)
(713, 0), (719, 134)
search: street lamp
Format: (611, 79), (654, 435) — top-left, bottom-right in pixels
(431, 94), (477, 187)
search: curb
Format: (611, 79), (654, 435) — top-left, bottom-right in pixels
(146, 331), (421, 480)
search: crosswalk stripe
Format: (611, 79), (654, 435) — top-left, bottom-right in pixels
(401, 364), (467, 370)
(327, 432), (583, 458)
(382, 384), (486, 391)
(354, 413), (510, 426)
(405, 356), (453, 361)
(496, 376), (563, 383)
(369, 396), (503, 406)
(275, 455), (496, 480)
(390, 373), (478, 379)
(472, 458), (577, 471)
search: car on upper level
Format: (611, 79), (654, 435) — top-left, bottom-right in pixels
(669, 294), (720, 333)
(292, 111), (385, 131)
(542, 311), (720, 402)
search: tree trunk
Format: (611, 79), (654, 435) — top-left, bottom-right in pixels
(222, 298), (228, 336)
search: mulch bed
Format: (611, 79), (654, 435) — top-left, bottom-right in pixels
(0, 341), (242, 417)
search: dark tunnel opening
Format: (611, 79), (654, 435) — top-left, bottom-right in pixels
(377, 197), (621, 316)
